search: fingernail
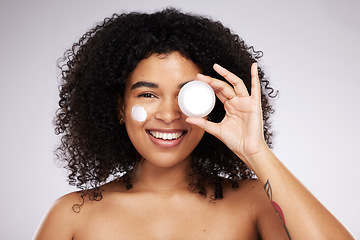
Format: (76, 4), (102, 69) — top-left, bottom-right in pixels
(196, 73), (205, 79)
(214, 63), (223, 69)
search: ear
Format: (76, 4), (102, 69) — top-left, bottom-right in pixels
(117, 96), (125, 121)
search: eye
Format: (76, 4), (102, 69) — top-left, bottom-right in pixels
(138, 92), (157, 98)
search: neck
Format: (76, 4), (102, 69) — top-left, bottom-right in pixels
(132, 157), (191, 195)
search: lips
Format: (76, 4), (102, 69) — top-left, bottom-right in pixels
(146, 129), (187, 147)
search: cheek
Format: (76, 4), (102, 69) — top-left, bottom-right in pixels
(194, 127), (205, 142)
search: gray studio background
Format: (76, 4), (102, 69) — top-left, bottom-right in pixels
(1, 0), (359, 239)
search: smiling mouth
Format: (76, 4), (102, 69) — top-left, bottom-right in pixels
(147, 130), (187, 140)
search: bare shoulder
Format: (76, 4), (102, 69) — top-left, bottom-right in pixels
(33, 191), (86, 240)
(212, 179), (267, 225)
(34, 181), (130, 240)
(222, 178), (282, 218)
(222, 178), (268, 203)
(222, 178), (289, 239)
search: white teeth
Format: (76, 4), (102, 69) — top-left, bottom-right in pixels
(149, 131), (184, 140)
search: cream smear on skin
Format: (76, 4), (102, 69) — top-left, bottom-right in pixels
(131, 104), (147, 122)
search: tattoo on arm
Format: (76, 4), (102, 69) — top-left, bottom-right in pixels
(264, 179), (292, 239)
(264, 179), (272, 200)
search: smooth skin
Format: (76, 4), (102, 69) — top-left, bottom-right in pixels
(34, 52), (354, 239)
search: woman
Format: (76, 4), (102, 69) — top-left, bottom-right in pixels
(34, 8), (354, 239)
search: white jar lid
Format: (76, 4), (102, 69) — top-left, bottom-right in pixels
(178, 80), (215, 118)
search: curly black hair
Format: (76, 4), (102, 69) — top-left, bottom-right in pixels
(55, 8), (276, 203)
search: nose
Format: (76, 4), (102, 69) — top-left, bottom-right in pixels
(155, 97), (182, 123)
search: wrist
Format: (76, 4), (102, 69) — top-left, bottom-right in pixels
(243, 144), (277, 177)
(243, 141), (271, 162)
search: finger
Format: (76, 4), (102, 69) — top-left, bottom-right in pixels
(196, 73), (237, 100)
(251, 62), (261, 102)
(213, 63), (249, 97)
(185, 117), (221, 139)
(214, 90), (228, 104)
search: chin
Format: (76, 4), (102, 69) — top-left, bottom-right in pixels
(140, 152), (191, 168)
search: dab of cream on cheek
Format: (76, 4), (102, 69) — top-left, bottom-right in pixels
(131, 104), (147, 122)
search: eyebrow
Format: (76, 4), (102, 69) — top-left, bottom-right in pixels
(131, 80), (193, 90)
(131, 81), (158, 90)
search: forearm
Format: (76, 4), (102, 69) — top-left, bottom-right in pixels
(246, 146), (354, 240)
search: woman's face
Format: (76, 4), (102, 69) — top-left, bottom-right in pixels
(120, 52), (205, 168)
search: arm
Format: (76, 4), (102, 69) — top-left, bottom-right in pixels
(187, 63), (354, 239)
(250, 145), (353, 239)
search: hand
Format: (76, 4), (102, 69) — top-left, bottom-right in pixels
(186, 63), (268, 165)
